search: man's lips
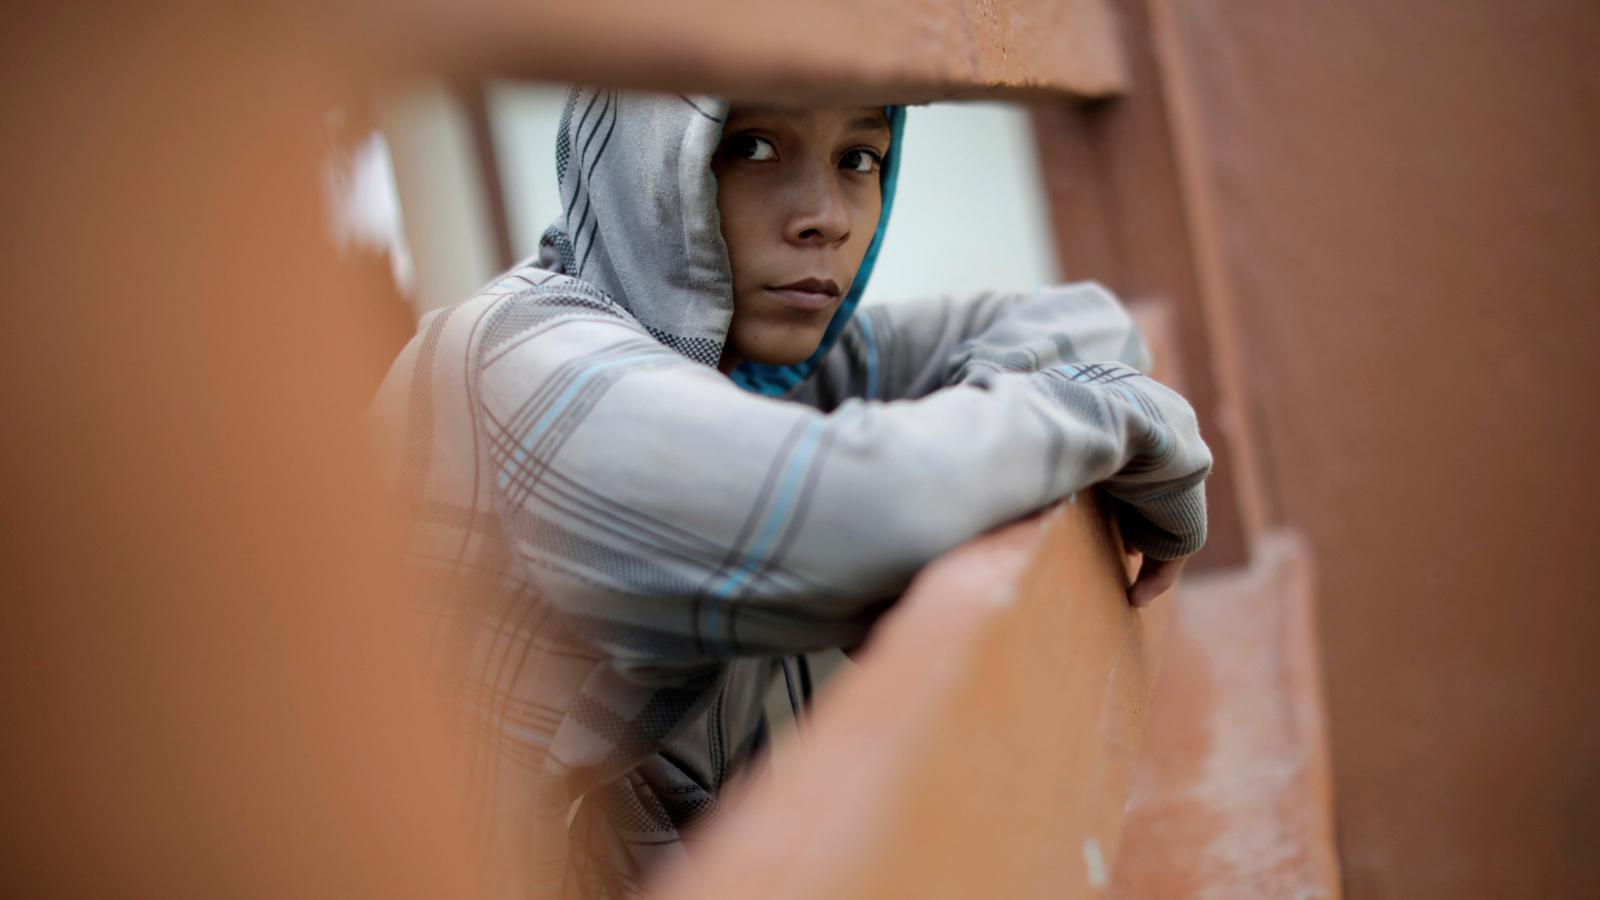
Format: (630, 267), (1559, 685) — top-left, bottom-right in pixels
(764, 278), (842, 311)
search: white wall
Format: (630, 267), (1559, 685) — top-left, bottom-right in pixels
(485, 82), (570, 263)
(379, 82), (500, 314)
(865, 101), (1060, 304)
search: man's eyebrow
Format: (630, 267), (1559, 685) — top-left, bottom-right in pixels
(845, 114), (893, 137)
(725, 106), (891, 139)
(728, 104), (784, 119)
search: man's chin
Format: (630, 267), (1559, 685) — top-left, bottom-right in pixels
(742, 349), (815, 367)
(729, 338), (824, 368)
(725, 317), (832, 368)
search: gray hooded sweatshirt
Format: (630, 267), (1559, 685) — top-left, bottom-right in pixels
(372, 88), (1212, 898)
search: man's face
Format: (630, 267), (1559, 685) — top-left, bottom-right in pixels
(711, 105), (891, 369)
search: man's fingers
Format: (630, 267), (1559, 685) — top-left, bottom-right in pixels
(1127, 572), (1167, 608)
(1127, 556), (1187, 608)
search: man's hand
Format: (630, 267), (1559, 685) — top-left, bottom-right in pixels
(1126, 553), (1188, 608)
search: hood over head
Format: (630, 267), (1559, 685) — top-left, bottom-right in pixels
(537, 88), (906, 395)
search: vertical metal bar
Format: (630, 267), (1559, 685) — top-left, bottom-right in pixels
(458, 78), (517, 270)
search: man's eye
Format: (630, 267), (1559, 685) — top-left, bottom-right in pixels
(841, 149), (883, 175)
(728, 135), (778, 161)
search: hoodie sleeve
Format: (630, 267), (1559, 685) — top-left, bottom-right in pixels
(793, 281), (1203, 565)
(794, 281), (1154, 407)
(465, 287), (1210, 671)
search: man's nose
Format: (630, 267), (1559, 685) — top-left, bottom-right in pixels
(783, 161), (851, 246)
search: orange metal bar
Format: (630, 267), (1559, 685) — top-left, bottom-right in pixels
(318, 0), (1128, 104)
(1112, 532), (1342, 898)
(654, 495), (1168, 900)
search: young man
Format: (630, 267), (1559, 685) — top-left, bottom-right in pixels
(373, 88), (1211, 898)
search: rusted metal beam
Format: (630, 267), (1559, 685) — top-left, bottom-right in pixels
(0, 2), (1138, 895)
(654, 494), (1168, 900)
(1030, 0), (1267, 569)
(319, 0), (1129, 104)
(1112, 532), (1341, 898)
